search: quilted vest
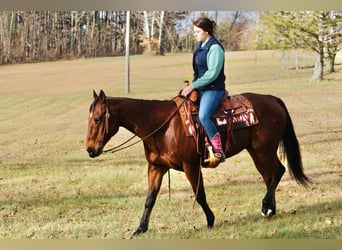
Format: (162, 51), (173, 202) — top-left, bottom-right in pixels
(192, 36), (226, 91)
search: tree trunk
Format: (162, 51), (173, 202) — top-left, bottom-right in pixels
(0, 12), (8, 63)
(329, 54), (336, 73)
(143, 11), (151, 55)
(310, 54), (323, 81)
(125, 11), (131, 93)
(326, 52), (336, 73)
(158, 11), (165, 55)
(311, 14), (325, 82)
(151, 11), (155, 39)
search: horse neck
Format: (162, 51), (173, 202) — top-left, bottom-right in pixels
(108, 97), (175, 138)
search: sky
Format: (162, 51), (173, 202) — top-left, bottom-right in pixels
(175, 11), (259, 36)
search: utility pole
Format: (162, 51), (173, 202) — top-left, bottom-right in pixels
(125, 11), (130, 93)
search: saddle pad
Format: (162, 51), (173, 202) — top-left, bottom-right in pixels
(173, 94), (259, 137)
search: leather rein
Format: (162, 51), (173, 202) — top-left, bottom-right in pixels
(102, 97), (186, 154)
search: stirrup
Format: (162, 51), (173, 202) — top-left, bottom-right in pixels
(214, 152), (225, 162)
(202, 145), (225, 168)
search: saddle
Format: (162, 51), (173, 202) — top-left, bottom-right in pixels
(173, 90), (259, 167)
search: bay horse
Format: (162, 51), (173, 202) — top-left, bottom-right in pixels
(86, 89), (310, 236)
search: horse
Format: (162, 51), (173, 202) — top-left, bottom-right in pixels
(86, 89), (311, 236)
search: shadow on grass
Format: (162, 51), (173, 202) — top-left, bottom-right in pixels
(213, 198), (341, 239)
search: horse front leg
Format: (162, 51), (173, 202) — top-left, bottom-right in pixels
(184, 163), (215, 229)
(133, 164), (167, 236)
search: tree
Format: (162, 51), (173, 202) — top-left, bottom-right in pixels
(255, 11), (342, 81)
(215, 11), (253, 51)
(140, 11), (167, 55)
(324, 11), (342, 72)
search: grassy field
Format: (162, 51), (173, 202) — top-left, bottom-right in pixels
(0, 51), (341, 239)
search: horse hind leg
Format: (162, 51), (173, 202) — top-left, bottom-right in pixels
(249, 150), (285, 218)
(261, 159), (285, 218)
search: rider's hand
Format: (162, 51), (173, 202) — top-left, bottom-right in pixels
(180, 85), (194, 97)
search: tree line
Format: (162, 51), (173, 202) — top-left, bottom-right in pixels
(1, 11), (341, 81)
(0, 11), (189, 64)
(0, 11), (256, 65)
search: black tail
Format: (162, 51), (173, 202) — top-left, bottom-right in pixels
(277, 98), (312, 186)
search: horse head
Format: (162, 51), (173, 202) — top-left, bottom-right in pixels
(86, 89), (117, 158)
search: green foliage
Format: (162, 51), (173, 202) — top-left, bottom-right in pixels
(255, 11), (342, 80)
(255, 11), (341, 53)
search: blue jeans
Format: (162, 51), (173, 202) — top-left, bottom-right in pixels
(198, 90), (225, 139)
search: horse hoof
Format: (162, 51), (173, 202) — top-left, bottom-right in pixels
(261, 209), (273, 217)
(132, 227), (147, 236)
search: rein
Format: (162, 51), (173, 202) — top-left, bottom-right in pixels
(102, 97), (186, 154)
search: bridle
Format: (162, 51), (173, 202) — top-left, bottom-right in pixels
(104, 102), (110, 135)
(102, 97), (186, 154)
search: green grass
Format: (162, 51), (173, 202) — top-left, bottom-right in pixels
(0, 51), (341, 238)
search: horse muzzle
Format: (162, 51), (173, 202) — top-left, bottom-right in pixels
(86, 146), (102, 158)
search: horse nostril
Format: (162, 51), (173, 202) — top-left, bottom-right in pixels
(87, 147), (94, 157)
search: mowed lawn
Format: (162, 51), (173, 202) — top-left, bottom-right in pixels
(0, 51), (341, 239)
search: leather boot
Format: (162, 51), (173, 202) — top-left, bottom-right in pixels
(210, 132), (225, 162)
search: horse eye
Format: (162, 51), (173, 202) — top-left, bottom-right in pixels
(94, 116), (102, 124)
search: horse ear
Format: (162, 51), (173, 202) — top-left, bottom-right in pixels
(99, 89), (106, 102)
(93, 90), (98, 99)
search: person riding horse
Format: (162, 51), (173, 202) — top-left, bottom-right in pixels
(181, 17), (226, 163)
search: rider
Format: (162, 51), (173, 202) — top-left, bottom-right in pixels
(181, 16), (226, 162)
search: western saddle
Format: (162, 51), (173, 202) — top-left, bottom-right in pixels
(173, 88), (259, 168)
